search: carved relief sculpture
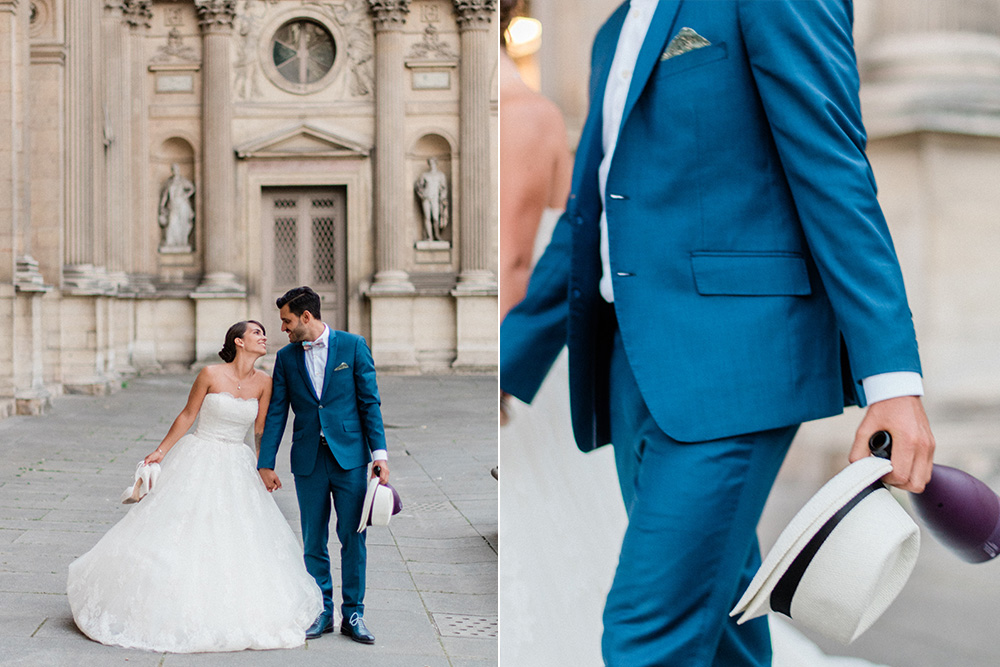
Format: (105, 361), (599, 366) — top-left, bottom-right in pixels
(234, 0), (269, 100)
(158, 164), (196, 252)
(151, 28), (201, 64)
(414, 157), (449, 241)
(407, 23), (456, 59)
(328, 0), (377, 96)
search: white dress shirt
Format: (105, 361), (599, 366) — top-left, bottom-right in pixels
(304, 325), (387, 461)
(595, 0), (922, 404)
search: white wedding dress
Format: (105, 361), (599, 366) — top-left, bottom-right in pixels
(67, 392), (323, 653)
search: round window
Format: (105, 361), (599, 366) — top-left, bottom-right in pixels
(271, 19), (336, 87)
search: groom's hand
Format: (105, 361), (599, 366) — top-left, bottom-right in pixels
(259, 468), (282, 492)
(372, 461), (389, 485)
(850, 395), (935, 493)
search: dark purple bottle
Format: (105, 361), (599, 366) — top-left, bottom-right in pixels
(869, 430), (1000, 563)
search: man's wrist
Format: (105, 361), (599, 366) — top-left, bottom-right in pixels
(862, 371), (924, 404)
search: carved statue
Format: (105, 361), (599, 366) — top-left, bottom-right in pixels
(158, 164), (195, 251)
(414, 157), (449, 241)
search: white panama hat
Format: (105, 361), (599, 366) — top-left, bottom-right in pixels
(731, 455), (920, 644)
(357, 475), (403, 533)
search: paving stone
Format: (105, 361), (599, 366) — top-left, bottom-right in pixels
(0, 530), (25, 545)
(0, 637), (163, 666)
(411, 573), (495, 596)
(440, 635), (500, 659)
(421, 592), (499, 616)
(399, 544), (496, 565)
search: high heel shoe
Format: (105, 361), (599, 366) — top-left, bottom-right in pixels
(120, 462), (157, 504)
(120, 463), (144, 504)
(146, 462), (161, 494)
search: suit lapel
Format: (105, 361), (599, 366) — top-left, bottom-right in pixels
(294, 344), (319, 402)
(319, 329), (340, 400)
(619, 0), (683, 139)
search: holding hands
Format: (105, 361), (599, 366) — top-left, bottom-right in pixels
(259, 468), (282, 492)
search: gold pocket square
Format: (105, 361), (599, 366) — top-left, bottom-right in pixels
(661, 27), (711, 61)
(334, 362), (349, 371)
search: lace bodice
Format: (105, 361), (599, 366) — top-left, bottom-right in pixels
(193, 393), (258, 444)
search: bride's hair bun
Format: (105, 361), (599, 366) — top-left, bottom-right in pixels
(219, 344), (236, 363)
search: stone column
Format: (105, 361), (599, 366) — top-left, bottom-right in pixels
(853, 0), (1000, 407)
(364, 0), (417, 370)
(63, 0), (108, 293)
(191, 1), (245, 363)
(193, 0), (243, 294)
(452, 0), (496, 291)
(124, 1), (153, 286)
(0, 1), (52, 415)
(102, 2), (132, 289)
(450, 0), (497, 370)
(0, 0), (26, 285)
(368, 0), (414, 293)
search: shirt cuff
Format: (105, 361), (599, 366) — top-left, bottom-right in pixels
(861, 371), (924, 404)
(372, 449), (388, 462)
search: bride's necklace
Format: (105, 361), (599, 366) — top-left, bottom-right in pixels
(230, 367), (252, 390)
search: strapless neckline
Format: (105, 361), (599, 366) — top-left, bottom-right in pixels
(206, 391), (258, 404)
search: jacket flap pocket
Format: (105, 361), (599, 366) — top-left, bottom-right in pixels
(691, 252), (811, 296)
(342, 420), (362, 432)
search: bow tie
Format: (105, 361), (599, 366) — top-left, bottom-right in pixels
(302, 339), (325, 351)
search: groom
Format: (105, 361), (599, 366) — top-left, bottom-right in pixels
(501, 1), (935, 665)
(258, 285), (389, 645)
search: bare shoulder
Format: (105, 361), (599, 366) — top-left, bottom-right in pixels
(254, 369), (273, 387)
(198, 364), (223, 382)
(502, 92), (566, 144)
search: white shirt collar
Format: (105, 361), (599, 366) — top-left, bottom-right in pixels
(305, 324), (330, 348)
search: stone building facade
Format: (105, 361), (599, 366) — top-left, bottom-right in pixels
(0, 0), (498, 418)
(526, 0), (1000, 411)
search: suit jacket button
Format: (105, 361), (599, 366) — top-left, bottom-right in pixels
(572, 288), (582, 298)
(319, 404), (323, 409)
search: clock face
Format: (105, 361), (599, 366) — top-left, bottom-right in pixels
(271, 19), (336, 85)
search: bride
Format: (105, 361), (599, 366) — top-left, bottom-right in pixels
(67, 320), (322, 653)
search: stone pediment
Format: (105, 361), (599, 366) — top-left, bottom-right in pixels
(235, 124), (371, 159)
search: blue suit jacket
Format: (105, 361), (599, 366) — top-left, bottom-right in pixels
(500, 0), (922, 451)
(259, 330), (386, 475)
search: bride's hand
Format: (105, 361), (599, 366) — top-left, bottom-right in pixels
(259, 468), (281, 492)
(144, 448), (164, 465)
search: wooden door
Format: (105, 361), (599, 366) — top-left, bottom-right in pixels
(261, 186), (347, 352)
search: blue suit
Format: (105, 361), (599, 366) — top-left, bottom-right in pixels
(259, 330), (386, 620)
(500, 1), (922, 665)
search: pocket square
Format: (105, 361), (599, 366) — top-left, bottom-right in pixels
(662, 27), (711, 61)
(334, 362), (349, 371)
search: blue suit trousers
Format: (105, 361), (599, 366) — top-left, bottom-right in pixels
(294, 443), (368, 620)
(604, 328), (797, 667)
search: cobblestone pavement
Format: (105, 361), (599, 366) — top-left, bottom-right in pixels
(0, 373), (497, 667)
